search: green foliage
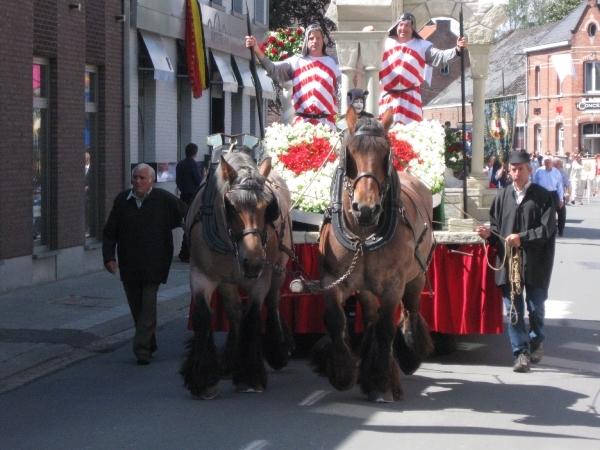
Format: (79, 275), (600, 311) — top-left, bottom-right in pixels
(269, 0), (336, 46)
(542, 0), (582, 23)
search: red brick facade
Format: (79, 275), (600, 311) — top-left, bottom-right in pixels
(0, 0), (123, 260)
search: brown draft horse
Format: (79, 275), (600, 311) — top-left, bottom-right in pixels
(179, 150), (294, 399)
(311, 108), (435, 402)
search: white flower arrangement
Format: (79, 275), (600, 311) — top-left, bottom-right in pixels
(261, 119), (447, 214)
(389, 120), (446, 195)
(261, 122), (341, 214)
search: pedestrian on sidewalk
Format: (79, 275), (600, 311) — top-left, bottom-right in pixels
(477, 150), (556, 373)
(570, 154), (585, 205)
(176, 143), (203, 263)
(533, 154), (564, 236)
(102, 163), (188, 365)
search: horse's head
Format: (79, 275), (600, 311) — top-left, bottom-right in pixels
(219, 154), (280, 278)
(341, 107), (394, 227)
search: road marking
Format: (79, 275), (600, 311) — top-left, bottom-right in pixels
(561, 342), (600, 352)
(240, 440), (269, 450)
(299, 389), (329, 406)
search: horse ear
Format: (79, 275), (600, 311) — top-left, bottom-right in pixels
(381, 107), (394, 131)
(219, 155), (237, 184)
(259, 157), (272, 178)
(346, 105), (358, 134)
(264, 195), (280, 224)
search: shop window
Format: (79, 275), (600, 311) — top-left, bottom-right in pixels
(85, 66), (98, 238)
(33, 59), (50, 246)
(584, 61), (600, 93)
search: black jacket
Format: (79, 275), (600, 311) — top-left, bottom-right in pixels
(102, 188), (187, 283)
(176, 157), (202, 195)
(487, 183), (556, 289)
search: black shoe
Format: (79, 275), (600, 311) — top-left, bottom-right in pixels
(558, 231), (563, 237)
(530, 342), (543, 364)
(136, 354), (151, 365)
(513, 352), (530, 373)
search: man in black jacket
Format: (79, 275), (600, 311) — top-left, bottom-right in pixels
(103, 163), (187, 365)
(477, 150), (556, 373)
(175, 143), (203, 262)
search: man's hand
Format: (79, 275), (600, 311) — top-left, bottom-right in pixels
(559, 200), (564, 209)
(457, 36), (468, 50)
(105, 260), (117, 275)
(506, 233), (522, 248)
(477, 225), (491, 240)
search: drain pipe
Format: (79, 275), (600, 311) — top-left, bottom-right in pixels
(122, 0), (131, 189)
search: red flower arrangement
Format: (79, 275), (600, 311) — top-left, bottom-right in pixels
(259, 27), (304, 62)
(278, 137), (336, 175)
(388, 131), (422, 171)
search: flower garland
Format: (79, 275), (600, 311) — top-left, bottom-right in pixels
(444, 128), (464, 172)
(389, 120), (446, 194)
(262, 122), (339, 213)
(262, 120), (447, 213)
(259, 27), (304, 62)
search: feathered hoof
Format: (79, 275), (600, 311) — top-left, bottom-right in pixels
(367, 390), (395, 403)
(235, 383), (264, 393)
(310, 335), (357, 391)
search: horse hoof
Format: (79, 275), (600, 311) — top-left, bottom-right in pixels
(367, 390), (394, 403)
(201, 385), (219, 400)
(236, 383), (264, 393)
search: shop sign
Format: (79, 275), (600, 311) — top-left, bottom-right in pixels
(576, 99), (600, 111)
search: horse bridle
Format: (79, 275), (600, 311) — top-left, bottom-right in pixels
(224, 184), (270, 250)
(341, 128), (394, 207)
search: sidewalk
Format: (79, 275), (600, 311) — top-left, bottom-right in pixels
(0, 259), (193, 394)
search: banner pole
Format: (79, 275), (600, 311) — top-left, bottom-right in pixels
(459, 4), (468, 218)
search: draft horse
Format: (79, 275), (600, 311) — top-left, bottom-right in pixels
(179, 147), (294, 399)
(311, 108), (435, 402)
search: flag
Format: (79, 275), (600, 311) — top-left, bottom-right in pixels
(551, 54), (577, 84)
(186, 0), (209, 98)
(484, 95), (517, 162)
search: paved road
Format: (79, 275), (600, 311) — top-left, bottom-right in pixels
(0, 197), (598, 449)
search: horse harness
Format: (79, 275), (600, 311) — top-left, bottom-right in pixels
(323, 126), (435, 279)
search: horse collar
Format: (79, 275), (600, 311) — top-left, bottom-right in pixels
(327, 166), (402, 252)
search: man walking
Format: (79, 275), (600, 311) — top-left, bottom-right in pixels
(553, 158), (570, 237)
(477, 150), (556, 373)
(176, 143), (203, 262)
(534, 155), (564, 235)
(103, 163), (187, 365)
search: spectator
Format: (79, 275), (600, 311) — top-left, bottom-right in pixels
(534, 155), (564, 226)
(176, 143), (203, 262)
(378, 12), (467, 124)
(103, 163), (187, 365)
(553, 158), (570, 237)
(570, 154), (585, 205)
(246, 24), (341, 132)
(477, 150), (556, 373)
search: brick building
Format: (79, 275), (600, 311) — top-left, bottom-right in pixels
(0, 0), (123, 292)
(424, 0), (600, 158)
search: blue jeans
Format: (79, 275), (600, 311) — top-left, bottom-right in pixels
(501, 284), (547, 356)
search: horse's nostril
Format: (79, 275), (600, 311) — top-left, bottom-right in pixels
(352, 202), (360, 214)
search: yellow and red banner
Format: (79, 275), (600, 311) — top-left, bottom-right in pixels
(186, 0), (208, 98)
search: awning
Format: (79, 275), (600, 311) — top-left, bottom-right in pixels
(139, 30), (174, 82)
(211, 50), (238, 93)
(256, 67), (276, 100)
(232, 56), (255, 97)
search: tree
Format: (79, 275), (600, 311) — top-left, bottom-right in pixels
(542, 0), (582, 24)
(269, 0), (336, 45)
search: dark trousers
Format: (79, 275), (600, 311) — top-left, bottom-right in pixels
(501, 284), (547, 356)
(178, 193), (194, 259)
(557, 203), (566, 233)
(122, 280), (160, 357)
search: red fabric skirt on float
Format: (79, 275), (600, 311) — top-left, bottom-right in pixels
(187, 243), (503, 335)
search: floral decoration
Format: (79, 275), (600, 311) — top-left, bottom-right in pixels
(389, 120), (446, 195)
(261, 122), (340, 213)
(259, 27), (304, 62)
(261, 120), (447, 214)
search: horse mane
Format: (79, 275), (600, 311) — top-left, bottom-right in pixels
(343, 117), (391, 159)
(217, 151), (273, 206)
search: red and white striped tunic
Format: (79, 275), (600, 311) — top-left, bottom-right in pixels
(287, 55), (341, 131)
(378, 38), (432, 125)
